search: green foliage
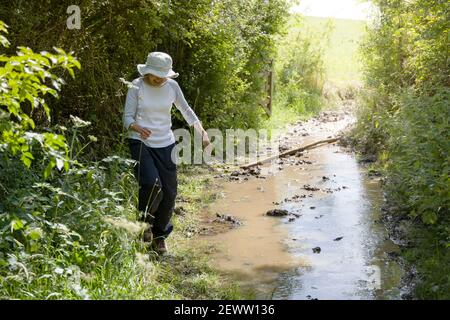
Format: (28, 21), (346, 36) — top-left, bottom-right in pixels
(0, 0), (288, 154)
(0, 21), (80, 175)
(351, 0), (449, 298)
(302, 16), (367, 85)
(402, 218), (450, 299)
(271, 14), (327, 120)
(0, 121), (240, 299)
(384, 89), (450, 225)
(354, 0), (449, 223)
(0, 20), (241, 299)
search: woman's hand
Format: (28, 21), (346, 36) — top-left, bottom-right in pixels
(192, 121), (210, 148)
(130, 123), (152, 139)
(139, 127), (152, 139)
(202, 130), (211, 148)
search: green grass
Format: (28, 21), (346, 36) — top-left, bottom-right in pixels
(0, 143), (244, 299)
(261, 101), (312, 134)
(264, 15), (367, 131)
(403, 223), (450, 299)
(302, 16), (367, 85)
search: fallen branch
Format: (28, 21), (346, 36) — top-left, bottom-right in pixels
(240, 137), (340, 169)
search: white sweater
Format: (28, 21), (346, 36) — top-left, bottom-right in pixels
(123, 77), (200, 147)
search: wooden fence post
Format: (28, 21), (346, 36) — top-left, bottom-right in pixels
(260, 59), (274, 117)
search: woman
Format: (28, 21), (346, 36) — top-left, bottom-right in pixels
(123, 52), (210, 254)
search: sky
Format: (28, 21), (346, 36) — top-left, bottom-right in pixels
(290, 0), (376, 21)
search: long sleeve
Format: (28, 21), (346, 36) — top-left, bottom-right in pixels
(172, 81), (200, 127)
(123, 79), (140, 130)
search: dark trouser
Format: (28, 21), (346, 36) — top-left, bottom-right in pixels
(127, 138), (177, 239)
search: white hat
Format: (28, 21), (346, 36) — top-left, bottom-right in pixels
(137, 52), (179, 78)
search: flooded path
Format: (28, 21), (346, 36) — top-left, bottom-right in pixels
(199, 109), (403, 299)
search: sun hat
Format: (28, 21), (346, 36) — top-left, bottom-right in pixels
(137, 52), (179, 79)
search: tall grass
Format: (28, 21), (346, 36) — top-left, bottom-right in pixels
(303, 17), (366, 85)
(265, 14), (367, 132)
(264, 14), (328, 131)
(0, 161), (242, 299)
(0, 119), (242, 299)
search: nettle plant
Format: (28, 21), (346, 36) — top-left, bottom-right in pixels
(0, 21), (80, 177)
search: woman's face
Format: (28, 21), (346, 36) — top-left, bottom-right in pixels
(145, 74), (167, 87)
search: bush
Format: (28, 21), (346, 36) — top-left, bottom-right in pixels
(0, 21), (239, 299)
(0, 0), (288, 156)
(383, 88), (449, 225)
(273, 14), (327, 117)
(354, 0), (449, 225)
(351, 0), (449, 298)
(0, 21), (80, 175)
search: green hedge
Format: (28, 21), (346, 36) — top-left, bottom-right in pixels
(352, 0), (449, 298)
(0, 0), (288, 154)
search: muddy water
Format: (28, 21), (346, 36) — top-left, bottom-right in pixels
(200, 166), (303, 296)
(200, 114), (403, 300)
(271, 145), (403, 300)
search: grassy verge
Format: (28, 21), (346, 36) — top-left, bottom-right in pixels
(266, 15), (367, 133)
(348, 89), (450, 299)
(403, 222), (450, 299)
(302, 16), (366, 85)
(0, 140), (244, 299)
(303, 16), (366, 109)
